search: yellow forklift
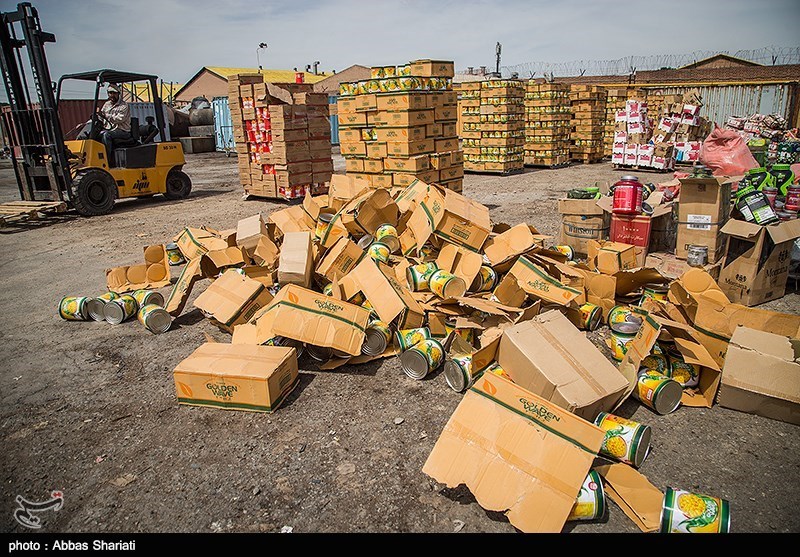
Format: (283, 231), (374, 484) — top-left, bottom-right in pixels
(0, 3), (192, 216)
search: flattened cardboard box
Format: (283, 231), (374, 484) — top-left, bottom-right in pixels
(164, 257), (204, 316)
(193, 269), (274, 333)
(106, 245), (171, 294)
(471, 310), (629, 420)
(718, 326), (800, 425)
(248, 284), (370, 356)
(422, 371), (604, 533)
(173, 343), (298, 413)
(278, 231), (314, 288)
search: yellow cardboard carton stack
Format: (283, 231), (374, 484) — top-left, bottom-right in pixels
(337, 59), (464, 192)
(460, 79), (525, 174)
(523, 81), (571, 167)
(228, 74), (332, 201)
(569, 85), (607, 164)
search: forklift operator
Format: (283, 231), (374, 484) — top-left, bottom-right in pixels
(97, 84), (131, 157)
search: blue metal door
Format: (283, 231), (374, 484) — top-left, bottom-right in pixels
(329, 94), (339, 145)
(212, 96), (235, 155)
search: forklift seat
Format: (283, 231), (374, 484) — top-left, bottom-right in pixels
(112, 117), (140, 149)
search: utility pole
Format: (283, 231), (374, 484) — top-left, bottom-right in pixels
(256, 42), (268, 74)
(495, 42), (501, 76)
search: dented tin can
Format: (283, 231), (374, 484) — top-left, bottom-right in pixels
(607, 328), (636, 361)
(665, 346), (700, 388)
(567, 470), (606, 522)
(362, 320), (392, 356)
(660, 487), (731, 533)
(400, 338), (444, 380)
(59, 296), (91, 321)
(443, 354), (475, 392)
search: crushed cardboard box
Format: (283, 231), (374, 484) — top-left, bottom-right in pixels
(106, 244), (171, 294)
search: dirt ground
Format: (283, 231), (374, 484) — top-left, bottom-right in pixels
(1, 151), (798, 535)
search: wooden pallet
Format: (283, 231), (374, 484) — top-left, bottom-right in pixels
(524, 161), (571, 169)
(0, 201), (68, 227)
(570, 156), (604, 165)
(612, 164), (673, 174)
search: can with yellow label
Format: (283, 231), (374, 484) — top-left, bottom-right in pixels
(660, 487), (731, 533)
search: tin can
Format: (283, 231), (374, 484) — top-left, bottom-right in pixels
(641, 350), (671, 375)
(265, 336), (305, 358)
(640, 283), (669, 306)
(686, 244), (708, 268)
(594, 412), (652, 467)
(406, 262), (440, 291)
(103, 294), (139, 325)
(137, 303), (172, 334)
(362, 320), (392, 356)
(394, 327), (431, 351)
(633, 371), (683, 415)
(400, 338), (444, 380)
(323, 283), (334, 296)
(368, 242), (391, 264)
(315, 211), (335, 240)
(443, 354), (475, 392)
(374, 223), (400, 254)
(361, 299), (378, 318)
(85, 291), (120, 321)
(429, 269), (467, 299)
(306, 344), (333, 362)
(59, 296), (90, 321)
(567, 470), (606, 522)
(469, 266), (497, 293)
(607, 305), (643, 334)
(579, 303), (603, 331)
(166, 242), (185, 266)
(607, 328), (636, 361)
(553, 245), (574, 261)
(132, 289), (165, 308)
(348, 292), (366, 306)
(486, 362), (509, 380)
(660, 487), (731, 533)
(665, 347), (700, 388)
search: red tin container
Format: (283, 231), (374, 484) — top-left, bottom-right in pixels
(612, 175), (644, 215)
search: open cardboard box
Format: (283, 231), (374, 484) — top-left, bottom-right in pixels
(106, 244), (172, 294)
(193, 269), (274, 333)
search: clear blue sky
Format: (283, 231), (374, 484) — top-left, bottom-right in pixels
(1, 0), (798, 101)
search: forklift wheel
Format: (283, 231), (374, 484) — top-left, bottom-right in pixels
(70, 168), (117, 216)
(163, 169), (192, 200)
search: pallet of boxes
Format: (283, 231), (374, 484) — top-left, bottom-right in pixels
(229, 73), (333, 200)
(647, 90), (712, 168)
(523, 81), (571, 168)
(337, 60), (464, 192)
(459, 79), (525, 174)
(569, 85), (607, 164)
(610, 97), (664, 170)
(602, 88), (631, 158)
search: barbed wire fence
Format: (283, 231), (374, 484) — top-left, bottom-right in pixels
(459, 46), (800, 78)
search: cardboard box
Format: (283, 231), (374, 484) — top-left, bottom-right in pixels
(645, 252), (720, 281)
(235, 214), (267, 252)
(376, 93), (427, 112)
(474, 310), (629, 419)
(587, 240), (638, 275)
(386, 139), (435, 157)
(557, 197), (609, 256)
(193, 269), (274, 332)
(412, 186), (491, 253)
(383, 155), (430, 173)
(676, 176), (735, 263)
(375, 126), (426, 143)
(717, 219), (800, 306)
(173, 343), (298, 413)
(278, 232), (314, 288)
(374, 110), (434, 127)
(422, 371), (604, 533)
(507, 256), (584, 306)
(717, 327), (800, 424)
(247, 284), (370, 355)
(315, 236), (367, 282)
(105, 244), (172, 294)
(199, 246), (247, 278)
(409, 59), (455, 78)
(174, 227), (230, 261)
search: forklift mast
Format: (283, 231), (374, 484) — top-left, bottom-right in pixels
(0, 2), (72, 202)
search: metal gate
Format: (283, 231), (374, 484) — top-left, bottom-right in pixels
(212, 96), (235, 155)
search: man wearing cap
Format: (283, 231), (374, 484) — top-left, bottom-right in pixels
(98, 84), (131, 161)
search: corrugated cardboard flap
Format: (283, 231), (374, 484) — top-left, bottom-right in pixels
(720, 218), (763, 239)
(422, 372), (605, 533)
(595, 462), (663, 533)
(174, 342), (295, 380)
(729, 326), (797, 360)
(766, 219), (800, 245)
(444, 188), (491, 229)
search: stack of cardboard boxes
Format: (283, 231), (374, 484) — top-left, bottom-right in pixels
(569, 85), (607, 163)
(603, 88), (629, 157)
(337, 60), (464, 192)
(609, 98), (667, 170)
(229, 74), (333, 200)
(648, 90), (711, 165)
(460, 79), (525, 173)
(523, 82), (571, 167)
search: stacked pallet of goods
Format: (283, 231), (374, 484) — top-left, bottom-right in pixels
(523, 81), (571, 167)
(229, 74), (332, 200)
(569, 85), (607, 164)
(460, 79), (525, 173)
(337, 60), (464, 192)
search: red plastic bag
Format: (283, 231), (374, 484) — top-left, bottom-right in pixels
(699, 125), (759, 176)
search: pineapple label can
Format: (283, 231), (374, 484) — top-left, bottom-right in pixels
(633, 371), (683, 415)
(579, 303), (603, 331)
(469, 265), (498, 293)
(394, 327), (431, 351)
(132, 289), (165, 308)
(137, 303), (172, 334)
(104, 294), (139, 325)
(607, 328), (636, 361)
(406, 261), (440, 291)
(665, 346), (700, 388)
(59, 296), (91, 321)
(640, 343), (670, 375)
(660, 487), (731, 533)
(361, 320), (392, 356)
(567, 469), (606, 522)
(594, 412), (652, 468)
(443, 354), (475, 393)
(85, 291), (120, 321)
(374, 223), (400, 254)
(315, 211), (335, 240)
(429, 269), (467, 299)
(367, 242), (391, 264)
(400, 338), (444, 380)
(165, 242), (185, 266)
